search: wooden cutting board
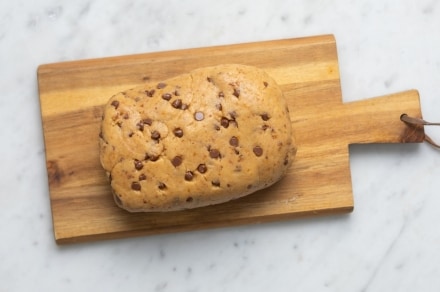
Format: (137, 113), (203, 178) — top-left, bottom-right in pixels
(38, 34), (425, 244)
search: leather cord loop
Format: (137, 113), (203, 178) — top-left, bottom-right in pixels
(400, 114), (440, 149)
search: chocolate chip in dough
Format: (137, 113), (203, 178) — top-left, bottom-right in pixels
(131, 182), (141, 191)
(171, 156), (183, 167)
(197, 164), (207, 173)
(157, 82), (167, 89)
(184, 171), (194, 181)
(151, 131), (161, 140)
(173, 127), (184, 138)
(111, 100), (119, 109)
(220, 117), (229, 128)
(253, 146), (263, 157)
(233, 88), (240, 98)
(211, 180), (221, 187)
(263, 81), (268, 87)
(146, 89), (155, 97)
(229, 111), (237, 119)
(186, 196), (193, 203)
(209, 148), (221, 159)
(261, 113), (270, 121)
(172, 99), (182, 109)
(162, 93), (172, 101)
(146, 154), (159, 161)
(134, 160), (143, 170)
(229, 136), (239, 147)
(139, 174), (147, 181)
(143, 118), (153, 126)
(136, 122), (144, 131)
(158, 182), (167, 190)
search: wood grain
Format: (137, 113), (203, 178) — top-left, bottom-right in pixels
(37, 35), (425, 244)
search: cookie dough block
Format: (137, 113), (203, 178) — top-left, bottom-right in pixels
(99, 64), (296, 212)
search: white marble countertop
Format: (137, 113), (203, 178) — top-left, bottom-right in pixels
(1, 1), (440, 291)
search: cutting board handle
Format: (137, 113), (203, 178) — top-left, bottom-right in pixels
(340, 90), (425, 145)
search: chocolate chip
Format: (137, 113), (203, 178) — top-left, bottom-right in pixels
(128, 132), (134, 137)
(218, 92), (224, 98)
(207, 77), (213, 83)
(214, 125), (221, 131)
(136, 122), (144, 131)
(157, 82), (167, 89)
(209, 149), (220, 159)
(146, 89), (155, 97)
(229, 136), (239, 147)
(221, 117), (229, 128)
(171, 156), (182, 167)
(134, 160), (143, 170)
(194, 111), (204, 121)
(263, 81), (268, 87)
(197, 164), (207, 173)
(131, 181), (141, 191)
(151, 131), (161, 140)
(172, 99), (182, 109)
(261, 113), (270, 121)
(216, 103), (222, 111)
(174, 90), (180, 96)
(186, 196), (193, 202)
(158, 182), (167, 190)
(233, 88), (240, 98)
(184, 171), (194, 181)
(143, 118), (153, 126)
(181, 103), (189, 110)
(148, 154), (159, 161)
(139, 174), (147, 181)
(262, 124), (269, 131)
(253, 146), (263, 157)
(111, 100), (119, 109)
(162, 93), (172, 101)
(173, 127), (184, 138)
(123, 113), (129, 119)
(211, 180), (220, 187)
(116, 121), (122, 128)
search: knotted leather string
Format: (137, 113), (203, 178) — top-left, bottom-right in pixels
(400, 114), (440, 149)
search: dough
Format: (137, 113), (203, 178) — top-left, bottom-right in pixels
(99, 64), (296, 212)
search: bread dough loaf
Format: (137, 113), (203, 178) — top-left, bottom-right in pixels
(99, 64), (296, 212)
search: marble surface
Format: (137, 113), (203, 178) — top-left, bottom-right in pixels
(1, 0), (440, 291)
